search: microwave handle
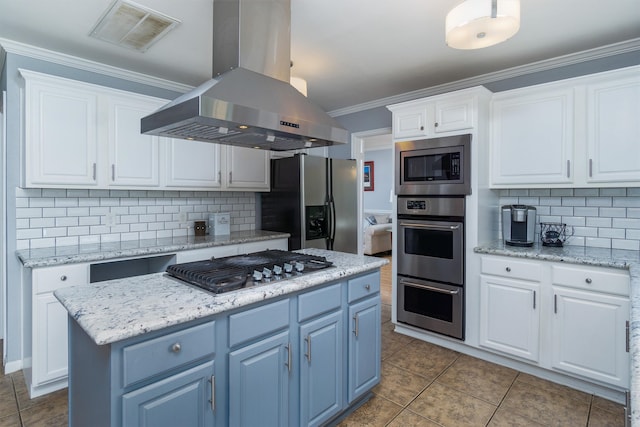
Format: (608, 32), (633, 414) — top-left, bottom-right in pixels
(399, 222), (460, 231)
(400, 279), (460, 295)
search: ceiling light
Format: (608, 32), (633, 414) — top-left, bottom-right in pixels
(90, 0), (180, 52)
(446, 0), (520, 50)
(290, 76), (308, 97)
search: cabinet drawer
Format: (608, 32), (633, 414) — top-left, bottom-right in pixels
(122, 321), (215, 388)
(481, 256), (542, 282)
(298, 283), (342, 322)
(33, 263), (89, 294)
(229, 299), (290, 348)
(348, 272), (380, 303)
(551, 264), (629, 296)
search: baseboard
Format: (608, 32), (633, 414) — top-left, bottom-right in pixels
(4, 358), (22, 374)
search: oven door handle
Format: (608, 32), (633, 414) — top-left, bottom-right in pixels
(400, 280), (460, 295)
(399, 222), (461, 230)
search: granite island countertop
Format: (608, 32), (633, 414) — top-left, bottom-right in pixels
(474, 240), (640, 425)
(54, 249), (388, 346)
(17, 230), (289, 268)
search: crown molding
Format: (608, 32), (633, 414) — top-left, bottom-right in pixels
(0, 38), (194, 94)
(328, 37), (640, 117)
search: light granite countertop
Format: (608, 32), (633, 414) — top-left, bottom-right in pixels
(54, 249), (388, 346)
(474, 240), (640, 425)
(16, 230), (289, 268)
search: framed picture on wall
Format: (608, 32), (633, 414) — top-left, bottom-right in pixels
(364, 161), (374, 191)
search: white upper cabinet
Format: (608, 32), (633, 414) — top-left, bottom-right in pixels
(22, 70), (99, 187)
(224, 145), (270, 191)
(586, 74), (640, 183)
(390, 104), (430, 139)
(107, 94), (163, 188)
(434, 95), (475, 133)
(388, 87), (486, 140)
(164, 139), (222, 189)
(490, 87), (574, 186)
(20, 70), (269, 191)
(490, 65), (640, 188)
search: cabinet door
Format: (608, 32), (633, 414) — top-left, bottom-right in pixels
(552, 287), (629, 387)
(479, 276), (540, 362)
(165, 139), (222, 189)
(491, 88), (574, 186)
(24, 74), (98, 187)
(392, 105), (429, 139)
(434, 96), (474, 133)
(229, 331), (290, 427)
(107, 94), (162, 187)
(122, 361), (215, 427)
(300, 311), (343, 427)
(225, 145), (270, 191)
(586, 76), (640, 183)
(33, 292), (71, 384)
(348, 296), (380, 403)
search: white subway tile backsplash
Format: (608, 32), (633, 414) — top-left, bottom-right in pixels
(43, 227), (67, 238)
(17, 208), (43, 218)
(16, 219), (30, 229)
(30, 198), (55, 208)
(599, 207), (627, 218)
(613, 239), (640, 251)
(600, 188), (627, 196)
(31, 238), (55, 248)
(30, 218), (55, 228)
(498, 187), (640, 250)
(56, 217), (79, 227)
(17, 229), (43, 239)
(42, 189), (67, 197)
(42, 207), (66, 217)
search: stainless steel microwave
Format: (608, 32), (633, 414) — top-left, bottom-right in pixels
(395, 134), (471, 196)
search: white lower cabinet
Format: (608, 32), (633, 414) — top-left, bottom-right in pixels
(30, 263), (89, 397)
(479, 275), (540, 362)
(479, 255), (630, 388)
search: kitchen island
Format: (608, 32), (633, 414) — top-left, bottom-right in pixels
(55, 249), (387, 427)
(474, 241), (640, 426)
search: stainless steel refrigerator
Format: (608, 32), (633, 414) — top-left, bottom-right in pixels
(261, 154), (358, 253)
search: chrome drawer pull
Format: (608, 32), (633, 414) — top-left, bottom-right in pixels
(60, 275), (67, 281)
(171, 343), (181, 353)
(585, 278), (592, 284)
(505, 267), (511, 272)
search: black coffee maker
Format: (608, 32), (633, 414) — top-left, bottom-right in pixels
(501, 205), (536, 247)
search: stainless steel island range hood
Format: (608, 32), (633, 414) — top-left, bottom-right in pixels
(141, 0), (348, 151)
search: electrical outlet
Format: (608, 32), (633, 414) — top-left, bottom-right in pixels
(178, 212), (187, 224)
(105, 212), (117, 227)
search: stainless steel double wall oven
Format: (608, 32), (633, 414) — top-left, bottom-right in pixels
(395, 134), (471, 340)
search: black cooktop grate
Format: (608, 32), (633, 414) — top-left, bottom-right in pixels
(166, 249), (333, 294)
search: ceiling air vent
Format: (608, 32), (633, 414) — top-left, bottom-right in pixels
(90, 0), (180, 52)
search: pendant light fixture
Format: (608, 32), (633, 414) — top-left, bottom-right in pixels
(446, 0), (520, 49)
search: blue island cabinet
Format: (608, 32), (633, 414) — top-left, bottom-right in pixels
(67, 270), (381, 427)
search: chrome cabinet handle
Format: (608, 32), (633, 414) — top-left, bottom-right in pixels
(209, 376), (215, 411)
(567, 160), (571, 178)
(554, 294), (558, 314)
(218, 171), (221, 183)
(585, 278), (592, 284)
(420, 125), (424, 131)
(533, 290), (536, 309)
(304, 335), (311, 362)
(60, 275), (67, 281)
(353, 314), (359, 337)
(111, 164), (115, 181)
(229, 171), (232, 184)
(434, 122), (439, 128)
(285, 342), (292, 372)
(171, 343), (181, 353)
(589, 158), (593, 177)
(399, 222), (460, 230)
(92, 163), (96, 180)
(505, 267), (511, 272)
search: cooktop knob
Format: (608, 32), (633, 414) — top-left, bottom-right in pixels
(295, 261), (304, 272)
(252, 270), (263, 281)
(284, 262), (293, 273)
(263, 267), (272, 279)
(273, 265), (283, 276)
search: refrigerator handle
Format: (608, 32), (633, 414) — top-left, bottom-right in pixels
(329, 199), (336, 249)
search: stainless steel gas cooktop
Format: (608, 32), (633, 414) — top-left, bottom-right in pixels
(165, 249), (334, 294)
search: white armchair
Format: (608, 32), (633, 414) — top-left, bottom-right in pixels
(363, 213), (392, 255)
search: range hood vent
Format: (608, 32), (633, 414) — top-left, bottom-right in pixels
(141, 0), (348, 151)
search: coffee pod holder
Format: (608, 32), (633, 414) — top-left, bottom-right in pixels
(539, 222), (574, 247)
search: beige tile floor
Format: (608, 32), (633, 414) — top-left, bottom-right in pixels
(0, 254), (627, 426)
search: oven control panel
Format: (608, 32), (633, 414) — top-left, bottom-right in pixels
(398, 196), (465, 217)
(406, 200), (427, 211)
